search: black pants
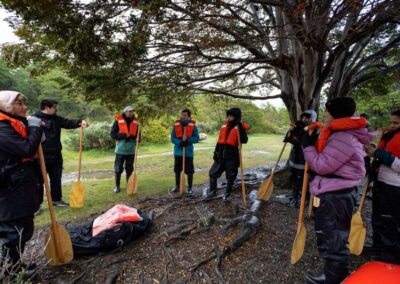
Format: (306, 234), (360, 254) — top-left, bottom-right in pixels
(38, 155), (63, 203)
(372, 181), (400, 264)
(174, 156), (194, 174)
(0, 216), (34, 266)
(209, 160), (238, 181)
(314, 187), (356, 263)
(114, 154), (134, 178)
(290, 167), (304, 200)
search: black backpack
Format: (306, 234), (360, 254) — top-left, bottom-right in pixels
(68, 208), (151, 256)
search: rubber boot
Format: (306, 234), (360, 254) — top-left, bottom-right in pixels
(170, 173), (180, 193)
(206, 177), (218, 198)
(113, 173), (121, 193)
(223, 179), (234, 201)
(324, 260), (348, 284)
(187, 173), (193, 197)
(304, 271), (325, 284)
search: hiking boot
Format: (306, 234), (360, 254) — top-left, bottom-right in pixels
(53, 200), (69, 207)
(170, 187), (179, 193)
(113, 186), (120, 193)
(305, 272), (326, 284)
(186, 188), (193, 197)
(223, 192), (231, 202)
(113, 173), (121, 193)
(206, 190), (217, 199)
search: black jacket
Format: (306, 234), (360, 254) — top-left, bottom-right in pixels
(0, 111), (43, 221)
(33, 111), (82, 157)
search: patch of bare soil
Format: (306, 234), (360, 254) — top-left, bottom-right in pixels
(27, 172), (374, 284)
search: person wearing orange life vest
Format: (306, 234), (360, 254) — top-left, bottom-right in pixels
(110, 106), (139, 193)
(206, 108), (250, 201)
(170, 109), (199, 196)
(0, 91), (44, 276)
(365, 110), (400, 265)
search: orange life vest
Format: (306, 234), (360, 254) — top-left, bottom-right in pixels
(174, 120), (196, 138)
(115, 114), (139, 137)
(217, 122), (250, 147)
(0, 112), (34, 162)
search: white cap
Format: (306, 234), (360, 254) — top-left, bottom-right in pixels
(123, 105), (134, 112)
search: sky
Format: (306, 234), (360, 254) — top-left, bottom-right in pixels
(0, 6), (284, 108)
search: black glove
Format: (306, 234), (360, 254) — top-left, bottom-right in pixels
(180, 140), (187, 147)
(301, 131), (318, 148)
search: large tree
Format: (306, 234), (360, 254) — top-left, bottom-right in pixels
(1, 0), (399, 120)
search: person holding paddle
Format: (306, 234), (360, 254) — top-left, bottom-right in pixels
(284, 110), (317, 207)
(110, 106), (139, 193)
(170, 109), (199, 197)
(206, 108), (250, 201)
(301, 97), (374, 284)
(0, 91), (44, 277)
(365, 109), (400, 265)
(34, 99), (88, 207)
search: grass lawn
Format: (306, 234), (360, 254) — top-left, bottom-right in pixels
(35, 133), (290, 226)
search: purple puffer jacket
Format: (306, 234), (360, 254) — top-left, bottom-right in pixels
(304, 128), (375, 196)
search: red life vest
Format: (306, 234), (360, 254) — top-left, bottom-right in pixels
(217, 122), (250, 147)
(0, 112), (34, 162)
(378, 129), (400, 159)
(115, 114), (139, 137)
(174, 120), (196, 138)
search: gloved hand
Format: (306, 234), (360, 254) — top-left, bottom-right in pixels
(374, 149), (395, 167)
(27, 116), (42, 127)
(180, 140), (187, 147)
(301, 130), (318, 148)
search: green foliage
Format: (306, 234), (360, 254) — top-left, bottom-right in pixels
(64, 121), (115, 151)
(141, 117), (171, 144)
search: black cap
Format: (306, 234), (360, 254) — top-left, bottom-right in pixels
(325, 97), (356, 119)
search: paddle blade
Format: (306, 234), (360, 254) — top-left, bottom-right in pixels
(179, 171), (186, 195)
(257, 177), (273, 201)
(291, 225), (306, 264)
(45, 224), (73, 266)
(70, 181), (85, 208)
(127, 172), (138, 195)
(348, 211), (366, 255)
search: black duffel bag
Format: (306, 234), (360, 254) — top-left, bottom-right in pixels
(68, 208), (151, 257)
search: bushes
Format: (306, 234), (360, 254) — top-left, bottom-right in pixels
(64, 119), (171, 151)
(64, 121), (115, 151)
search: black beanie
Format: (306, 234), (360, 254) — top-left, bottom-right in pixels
(325, 97), (356, 119)
(226, 107), (242, 121)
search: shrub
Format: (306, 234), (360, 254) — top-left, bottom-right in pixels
(141, 118), (171, 144)
(64, 121), (115, 151)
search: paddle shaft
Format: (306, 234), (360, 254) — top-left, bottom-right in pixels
(77, 125), (84, 182)
(180, 128), (187, 195)
(271, 142), (287, 176)
(297, 163), (310, 232)
(133, 126), (140, 172)
(38, 145), (62, 256)
(237, 126), (247, 208)
(357, 177), (369, 213)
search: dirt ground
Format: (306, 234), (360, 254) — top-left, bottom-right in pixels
(27, 169), (373, 284)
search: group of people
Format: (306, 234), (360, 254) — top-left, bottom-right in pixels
(284, 97), (400, 284)
(1, 89), (399, 284)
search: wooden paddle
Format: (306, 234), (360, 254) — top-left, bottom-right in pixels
(70, 125), (85, 208)
(38, 145), (73, 266)
(127, 126), (140, 195)
(257, 142), (287, 201)
(179, 127), (187, 195)
(348, 177), (369, 255)
(237, 126), (247, 208)
(291, 162), (310, 264)
(307, 194), (313, 218)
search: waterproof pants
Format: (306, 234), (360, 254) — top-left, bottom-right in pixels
(371, 181), (400, 264)
(290, 167), (304, 201)
(315, 188), (356, 259)
(0, 216), (34, 268)
(114, 154), (134, 179)
(209, 160), (238, 193)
